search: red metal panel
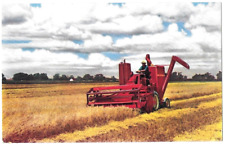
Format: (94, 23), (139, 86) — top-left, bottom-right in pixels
(161, 56), (190, 100)
(149, 66), (157, 89)
(119, 62), (125, 85)
(119, 62), (131, 85)
(126, 74), (138, 84)
(156, 66), (165, 102)
(146, 54), (152, 66)
(91, 84), (141, 91)
(88, 100), (138, 105)
(124, 63), (131, 84)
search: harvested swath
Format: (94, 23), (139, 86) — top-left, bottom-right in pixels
(77, 95), (222, 142)
(3, 103), (138, 142)
(173, 121), (222, 141)
(2, 82), (222, 142)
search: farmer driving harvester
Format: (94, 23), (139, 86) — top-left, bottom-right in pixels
(136, 60), (151, 86)
(136, 60), (150, 79)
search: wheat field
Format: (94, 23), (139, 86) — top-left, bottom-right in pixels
(2, 82), (222, 142)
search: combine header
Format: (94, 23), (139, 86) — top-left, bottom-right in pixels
(87, 54), (190, 113)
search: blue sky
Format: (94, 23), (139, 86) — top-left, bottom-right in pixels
(2, 21), (192, 60)
(192, 2), (208, 6)
(2, 2), (221, 78)
(3, 2), (203, 59)
(30, 3), (41, 8)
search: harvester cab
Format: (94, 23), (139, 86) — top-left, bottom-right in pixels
(87, 54), (190, 113)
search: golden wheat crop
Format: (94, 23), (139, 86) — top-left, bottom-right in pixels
(164, 82), (221, 100)
(2, 82), (222, 142)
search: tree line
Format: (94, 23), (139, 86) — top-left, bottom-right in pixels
(2, 72), (118, 83)
(12, 73), (49, 81)
(53, 73), (118, 82)
(2, 71), (222, 84)
(169, 71), (222, 81)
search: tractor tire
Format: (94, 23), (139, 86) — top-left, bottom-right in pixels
(153, 91), (160, 111)
(145, 95), (153, 113)
(163, 98), (170, 108)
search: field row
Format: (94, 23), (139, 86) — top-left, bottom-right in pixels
(2, 82), (222, 142)
(2, 83), (117, 98)
(38, 92), (222, 142)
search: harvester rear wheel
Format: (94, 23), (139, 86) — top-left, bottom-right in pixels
(153, 91), (159, 111)
(164, 98), (170, 108)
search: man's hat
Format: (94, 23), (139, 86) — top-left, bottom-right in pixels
(141, 60), (146, 64)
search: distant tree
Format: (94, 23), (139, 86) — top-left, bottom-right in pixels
(33, 73), (40, 80)
(192, 74), (204, 81)
(204, 72), (215, 81)
(177, 72), (183, 80)
(216, 71), (222, 81)
(30, 73), (48, 80)
(111, 76), (117, 82)
(170, 72), (178, 81)
(60, 74), (68, 80)
(13, 72), (29, 81)
(53, 73), (60, 80)
(28, 74), (34, 80)
(40, 73), (48, 80)
(76, 76), (82, 82)
(105, 77), (110, 82)
(2, 74), (6, 82)
(192, 72), (215, 81)
(83, 74), (93, 81)
(94, 74), (105, 81)
(170, 72), (186, 81)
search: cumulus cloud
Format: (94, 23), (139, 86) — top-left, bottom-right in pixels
(2, 48), (119, 78)
(3, 34), (114, 53)
(2, 3), (32, 25)
(87, 14), (163, 34)
(83, 35), (113, 51)
(115, 23), (193, 53)
(185, 3), (221, 32)
(125, 2), (195, 22)
(115, 23), (220, 53)
(1, 2), (221, 78)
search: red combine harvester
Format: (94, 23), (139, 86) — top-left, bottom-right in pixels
(87, 54), (190, 113)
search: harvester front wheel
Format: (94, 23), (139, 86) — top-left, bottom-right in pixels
(153, 91), (159, 111)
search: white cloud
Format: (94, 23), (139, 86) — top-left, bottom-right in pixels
(2, 48), (119, 78)
(83, 35), (113, 50)
(2, 3), (32, 25)
(115, 23), (220, 53)
(185, 3), (221, 31)
(1, 2), (222, 78)
(125, 2), (194, 22)
(3, 34), (114, 53)
(115, 23), (193, 53)
(3, 39), (80, 51)
(86, 14), (163, 34)
(191, 26), (221, 51)
(87, 53), (118, 67)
